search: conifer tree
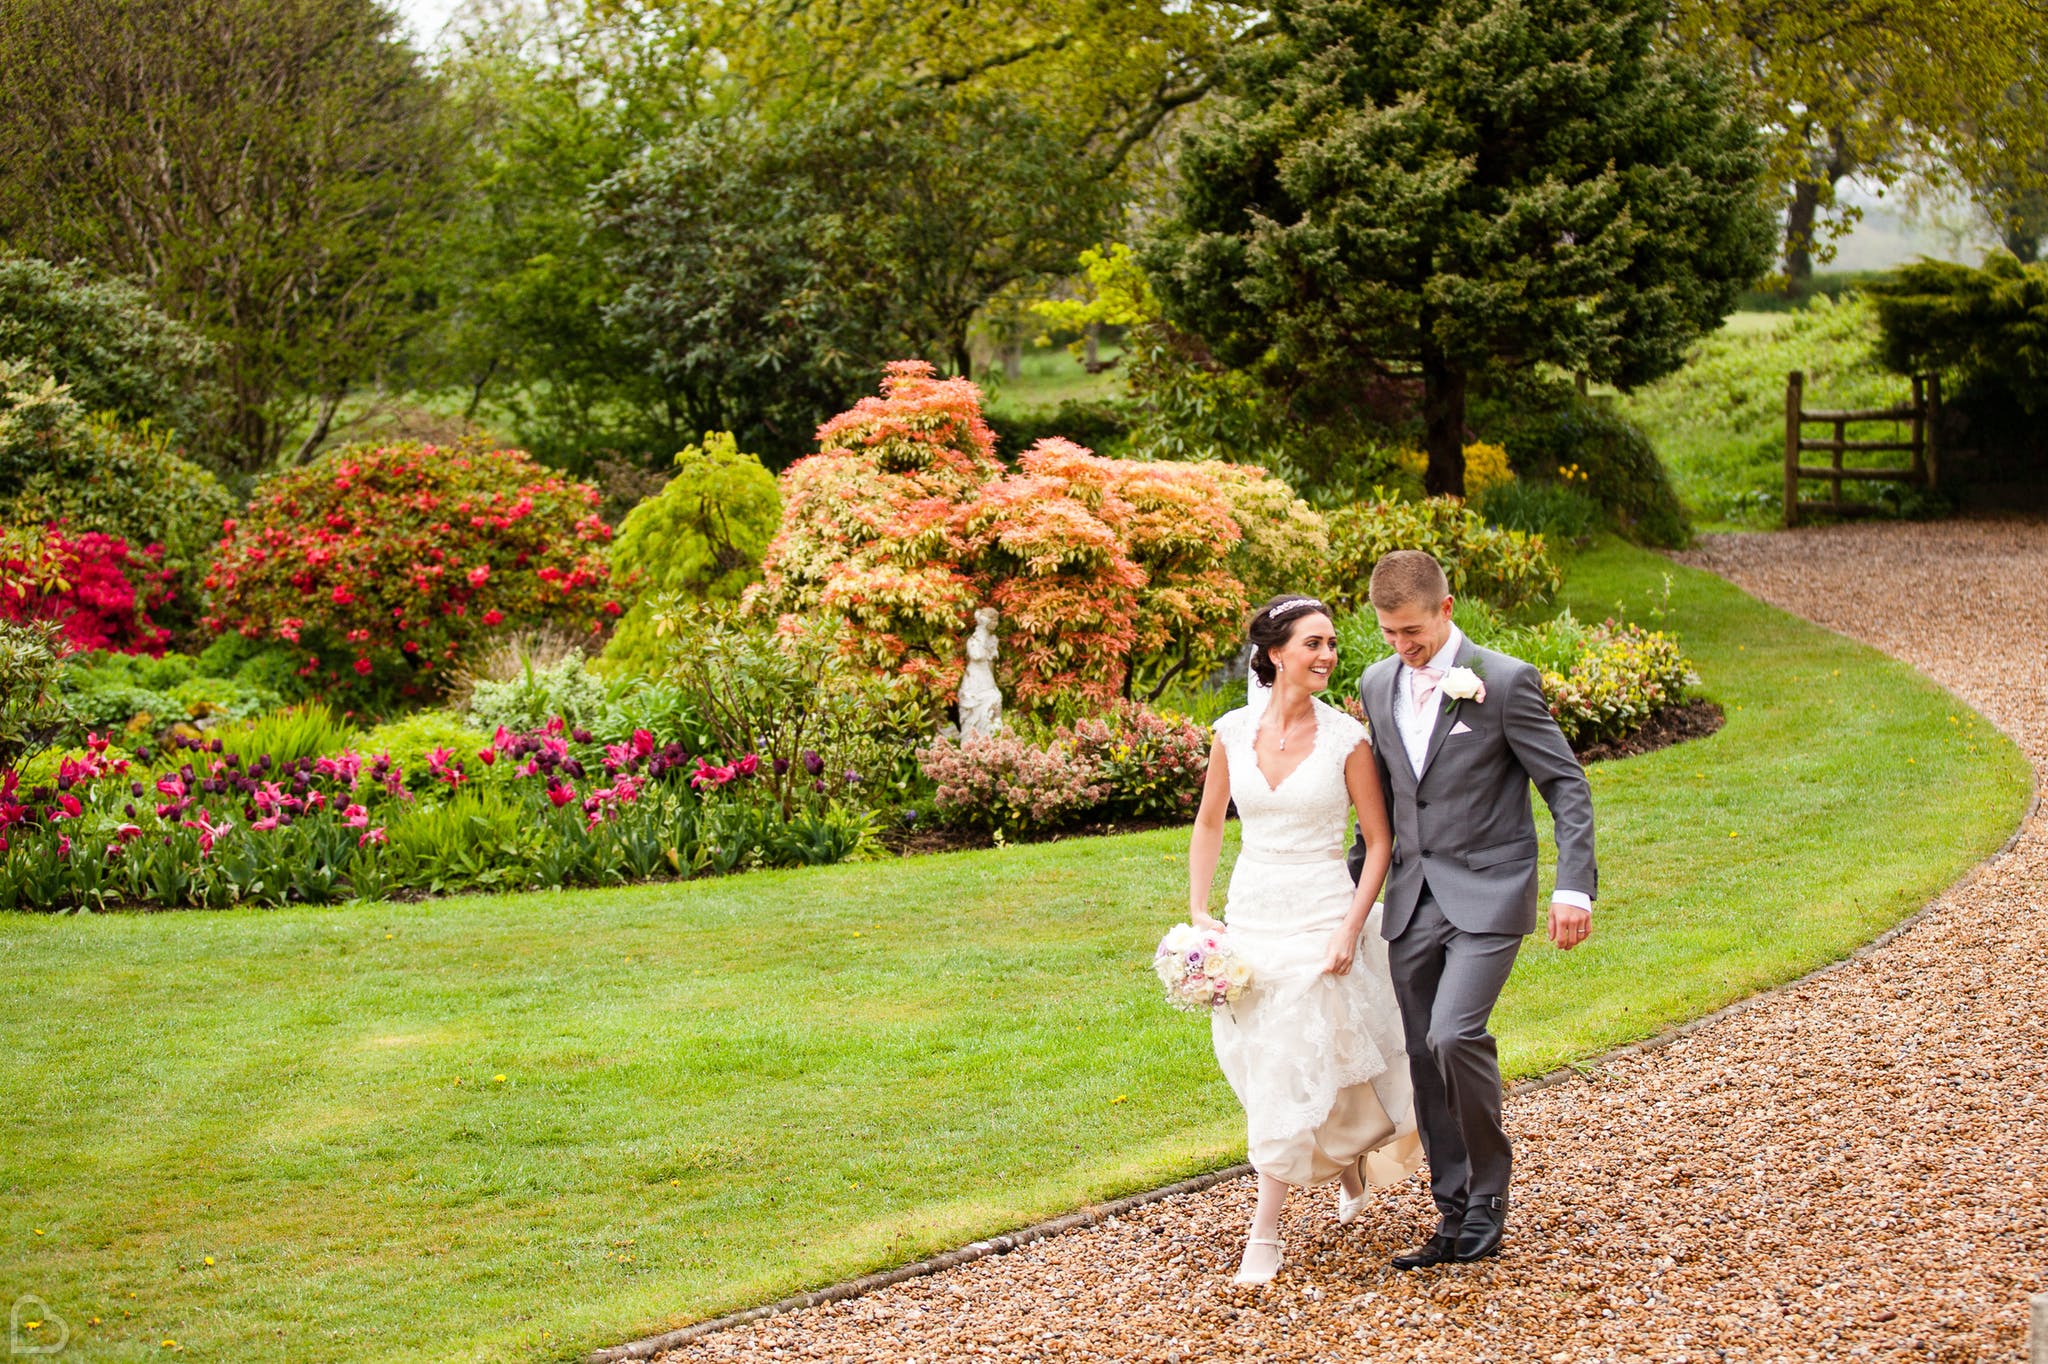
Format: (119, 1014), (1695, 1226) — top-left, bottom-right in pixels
(1144, 0), (1776, 494)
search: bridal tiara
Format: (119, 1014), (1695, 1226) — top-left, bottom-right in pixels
(1265, 597), (1327, 621)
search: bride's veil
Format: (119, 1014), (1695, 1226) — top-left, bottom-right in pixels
(1246, 658), (1273, 723)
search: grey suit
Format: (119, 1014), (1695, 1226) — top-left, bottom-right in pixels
(1347, 636), (1596, 1220)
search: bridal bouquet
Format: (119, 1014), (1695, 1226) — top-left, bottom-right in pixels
(1154, 923), (1252, 1012)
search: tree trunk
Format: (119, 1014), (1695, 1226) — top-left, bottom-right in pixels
(290, 392), (343, 466)
(1420, 339), (1468, 498)
(1783, 177), (1821, 295)
(952, 328), (973, 380)
(1083, 322), (1100, 368)
(1003, 338), (1022, 382)
(1783, 128), (1851, 296)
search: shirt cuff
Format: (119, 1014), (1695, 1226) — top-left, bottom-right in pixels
(1550, 889), (1592, 911)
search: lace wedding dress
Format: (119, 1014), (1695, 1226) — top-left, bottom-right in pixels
(1210, 698), (1423, 1189)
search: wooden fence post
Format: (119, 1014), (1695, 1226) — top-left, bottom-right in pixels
(1784, 370), (1804, 528)
(1910, 376), (1926, 484)
(1926, 373), (1942, 491)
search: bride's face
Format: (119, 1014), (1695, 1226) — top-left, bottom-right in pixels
(1273, 612), (1338, 691)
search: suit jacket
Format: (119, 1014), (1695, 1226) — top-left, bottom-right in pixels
(1347, 637), (1597, 940)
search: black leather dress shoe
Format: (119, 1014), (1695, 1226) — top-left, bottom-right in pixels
(1453, 1195), (1507, 1261)
(1391, 1215), (1462, 1270)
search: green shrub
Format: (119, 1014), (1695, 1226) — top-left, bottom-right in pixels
(1479, 387), (1690, 548)
(590, 677), (715, 752)
(1541, 623), (1696, 747)
(358, 711), (498, 790)
(651, 605), (933, 817)
(0, 619), (69, 769)
(987, 398), (1133, 460)
(53, 648), (282, 739)
(0, 254), (218, 435)
(1477, 479), (1603, 543)
(1321, 495), (1561, 615)
(466, 653), (610, 734)
(4, 414), (235, 590)
(1867, 255), (2048, 408)
(600, 432), (781, 677)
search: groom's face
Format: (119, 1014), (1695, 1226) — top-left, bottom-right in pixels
(1374, 595), (1456, 669)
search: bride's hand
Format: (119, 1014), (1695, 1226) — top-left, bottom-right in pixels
(1322, 927), (1356, 975)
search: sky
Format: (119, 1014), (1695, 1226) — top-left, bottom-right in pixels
(392, 0), (464, 48)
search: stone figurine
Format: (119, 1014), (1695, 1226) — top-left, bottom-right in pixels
(957, 606), (1003, 739)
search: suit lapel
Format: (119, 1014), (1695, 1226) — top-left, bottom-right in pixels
(1372, 659), (1415, 782)
(1416, 638), (1478, 785)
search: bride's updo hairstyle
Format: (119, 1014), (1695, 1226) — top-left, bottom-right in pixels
(1246, 593), (1332, 686)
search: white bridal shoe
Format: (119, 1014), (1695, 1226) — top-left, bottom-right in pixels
(1336, 1155), (1370, 1224)
(1233, 1237), (1283, 1286)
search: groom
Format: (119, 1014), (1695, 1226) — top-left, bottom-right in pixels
(1347, 550), (1596, 1268)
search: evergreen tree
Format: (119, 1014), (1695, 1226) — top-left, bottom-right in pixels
(1143, 0), (1776, 494)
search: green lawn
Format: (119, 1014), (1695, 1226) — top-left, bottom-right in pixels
(980, 345), (1126, 415)
(0, 540), (2030, 1362)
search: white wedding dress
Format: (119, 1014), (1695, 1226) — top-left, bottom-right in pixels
(1210, 699), (1424, 1189)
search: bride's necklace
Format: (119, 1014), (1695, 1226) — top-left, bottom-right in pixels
(1269, 704), (1313, 750)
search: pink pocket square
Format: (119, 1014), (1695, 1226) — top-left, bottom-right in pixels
(1449, 720), (1474, 736)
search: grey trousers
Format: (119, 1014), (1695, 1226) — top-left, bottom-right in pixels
(1386, 885), (1523, 1220)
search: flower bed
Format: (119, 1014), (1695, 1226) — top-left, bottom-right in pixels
(0, 709), (875, 911)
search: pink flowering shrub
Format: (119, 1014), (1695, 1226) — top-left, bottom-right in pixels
(0, 525), (173, 655)
(920, 701), (1209, 833)
(201, 440), (620, 697)
(919, 731), (1108, 833)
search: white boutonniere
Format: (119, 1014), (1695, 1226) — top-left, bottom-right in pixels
(1440, 664), (1487, 710)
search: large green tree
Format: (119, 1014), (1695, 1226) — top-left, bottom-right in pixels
(1143, 0), (1776, 495)
(0, 0), (460, 473)
(599, 86), (1119, 466)
(1672, 0), (2048, 289)
(423, 0), (1265, 471)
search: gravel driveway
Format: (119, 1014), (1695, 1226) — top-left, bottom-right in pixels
(649, 518), (2048, 1364)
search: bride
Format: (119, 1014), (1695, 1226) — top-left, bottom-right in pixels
(1188, 594), (1423, 1285)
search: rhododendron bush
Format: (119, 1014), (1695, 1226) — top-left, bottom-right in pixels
(202, 441), (620, 696)
(756, 362), (1324, 711)
(0, 524), (173, 655)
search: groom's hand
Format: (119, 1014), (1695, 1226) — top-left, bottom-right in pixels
(1548, 900), (1591, 950)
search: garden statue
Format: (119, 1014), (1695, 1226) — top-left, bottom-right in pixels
(957, 606), (1003, 739)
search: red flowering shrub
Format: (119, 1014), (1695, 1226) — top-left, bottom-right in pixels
(757, 363), (1319, 712)
(201, 441), (618, 696)
(0, 524), (173, 655)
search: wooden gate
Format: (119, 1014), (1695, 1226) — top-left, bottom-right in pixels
(1783, 370), (1941, 527)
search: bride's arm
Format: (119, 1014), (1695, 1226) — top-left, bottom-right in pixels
(1326, 739), (1393, 973)
(1187, 740), (1231, 931)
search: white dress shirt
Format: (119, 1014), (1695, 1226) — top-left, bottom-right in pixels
(1396, 626), (1592, 913)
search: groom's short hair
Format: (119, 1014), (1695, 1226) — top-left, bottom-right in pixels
(1369, 551), (1451, 611)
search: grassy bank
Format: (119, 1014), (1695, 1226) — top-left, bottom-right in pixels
(0, 540), (2029, 1362)
(1614, 299), (1913, 532)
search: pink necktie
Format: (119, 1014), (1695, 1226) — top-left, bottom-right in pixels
(1410, 665), (1443, 719)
